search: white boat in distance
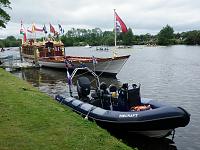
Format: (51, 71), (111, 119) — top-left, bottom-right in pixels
(84, 44), (92, 48)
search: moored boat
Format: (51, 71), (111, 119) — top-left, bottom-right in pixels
(39, 55), (130, 76)
(21, 39), (130, 76)
(55, 67), (190, 138)
(21, 39), (64, 63)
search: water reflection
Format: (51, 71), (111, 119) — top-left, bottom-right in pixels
(14, 67), (121, 97)
(110, 132), (177, 150)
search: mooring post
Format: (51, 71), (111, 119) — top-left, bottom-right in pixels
(19, 46), (23, 63)
(33, 46), (40, 67)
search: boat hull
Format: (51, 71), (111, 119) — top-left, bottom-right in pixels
(38, 60), (65, 68)
(129, 130), (172, 138)
(38, 55), (130, 75)
(55, 96), (190, 138)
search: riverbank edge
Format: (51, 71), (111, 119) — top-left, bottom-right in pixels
(0, 68), (134, 150)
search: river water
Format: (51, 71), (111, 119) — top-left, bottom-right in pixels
(4, 45), (200, 150)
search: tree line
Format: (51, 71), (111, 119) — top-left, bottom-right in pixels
(2, 26), (200, 48)
(44, 26), (200, 46)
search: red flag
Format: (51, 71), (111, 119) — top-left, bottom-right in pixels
(23, 32), (27, 42)
(50, 24), (55, 33)
(115, 12), (128, 33)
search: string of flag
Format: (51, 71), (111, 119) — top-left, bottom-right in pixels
(20, 22), (65, 35)
(20, 10), (127, 43)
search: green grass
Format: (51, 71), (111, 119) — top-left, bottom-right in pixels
(0, 68), (134, 150)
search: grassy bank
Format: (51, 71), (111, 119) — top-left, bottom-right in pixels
(0, 68), (134, 150)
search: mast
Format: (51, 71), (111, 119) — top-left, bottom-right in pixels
(113, 9), (117, 58)
(114, 9), (117, 48)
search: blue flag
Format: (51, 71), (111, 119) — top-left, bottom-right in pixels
(58, 24), (64, 34)
(43, 24), (47, 34)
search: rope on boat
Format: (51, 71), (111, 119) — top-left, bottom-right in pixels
(84, 106), (96, 120)
(97, 58), (113, 78)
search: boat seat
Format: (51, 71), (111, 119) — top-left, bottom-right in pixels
(128, 84), (141, 109)
(117, 83), (129, 111)
(100, 82), (108, 93)
(99, 82), (112, 110)
(109, 84), (117, 93)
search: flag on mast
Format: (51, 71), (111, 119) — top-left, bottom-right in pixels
(20, 21), (27, 43)
(115, 11), (128, 33)
(35, 26), (43, 32)
(32, 24), (43, 32)
(43, 24), (47, 34)
(50, 23), (59, 36)
(58, 24), (64, 34)
(50, 23), (56, 34)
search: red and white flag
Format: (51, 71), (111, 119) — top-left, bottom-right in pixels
(115, 12), (128, 33)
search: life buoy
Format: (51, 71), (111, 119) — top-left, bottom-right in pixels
(131, 104), (151, 111)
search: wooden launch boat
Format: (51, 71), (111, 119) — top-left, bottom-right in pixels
(55, 67), (190, 138)
(21, 39), (64, 63)
(21, 39), (130, 76)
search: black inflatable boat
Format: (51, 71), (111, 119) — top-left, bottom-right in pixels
(55, 67), (190, 138)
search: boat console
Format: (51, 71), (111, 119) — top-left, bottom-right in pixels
(71, 67), (144, 111)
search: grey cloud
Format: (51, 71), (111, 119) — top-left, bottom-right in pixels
(1, 0), (200, 37)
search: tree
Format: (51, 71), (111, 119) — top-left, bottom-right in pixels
(121, 28), (134, 45)
(184, 30), (200, 45)
(0, 0), (11, 28)
(157, 25), (174, 45)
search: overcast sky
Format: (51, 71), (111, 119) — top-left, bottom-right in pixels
(1, 0), (200, 38)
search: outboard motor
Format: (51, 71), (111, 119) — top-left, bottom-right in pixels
(77, 77), (91, 101)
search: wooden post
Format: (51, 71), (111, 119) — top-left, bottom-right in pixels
(19, 46), (23, 63)
(33, 46), (39, 67)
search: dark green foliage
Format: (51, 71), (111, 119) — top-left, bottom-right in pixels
(0, 0), (11, 28)
(60, 28), (133, 47)
(0, 36), (21, 48)
(102, 31), (114, 46)
(61, 28), (104, 46)
(157, 25), (174, 45)
(184, 30), (200, 45)
(3, 25), (200, 47)
(119, 28), (134, 46)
